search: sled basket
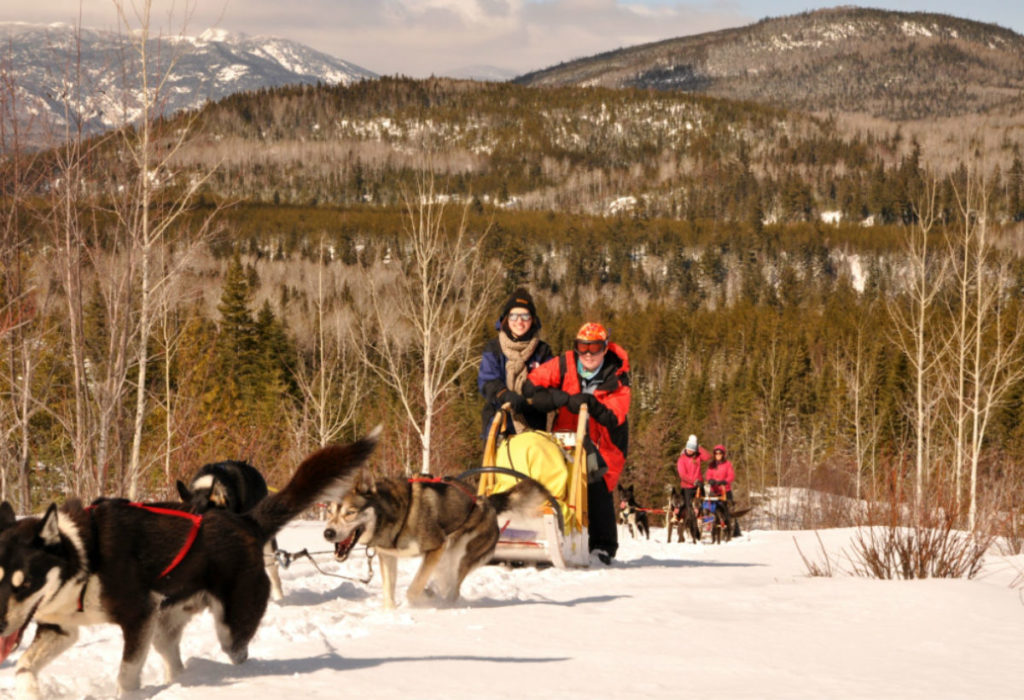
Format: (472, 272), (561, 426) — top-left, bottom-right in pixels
(464, 404), (591, 569)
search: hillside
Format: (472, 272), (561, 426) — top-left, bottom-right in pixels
(172, 77), (1024, 226)
(516, 7), (1024, 121)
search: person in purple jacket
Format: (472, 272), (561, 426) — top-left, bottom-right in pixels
(477, 288), (553, 440)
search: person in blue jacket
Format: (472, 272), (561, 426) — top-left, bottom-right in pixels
(477, 288), (553, 440)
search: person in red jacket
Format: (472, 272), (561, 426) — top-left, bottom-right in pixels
(676, 434), (710, 513)
(523, 322), (630, 565)
(704, 444), (740, 537)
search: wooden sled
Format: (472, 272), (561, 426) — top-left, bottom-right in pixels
(462, 404), (590, 568)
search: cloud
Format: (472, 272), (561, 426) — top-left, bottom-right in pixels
(0, 0), (751, 77)
(290, 0), (750, 76)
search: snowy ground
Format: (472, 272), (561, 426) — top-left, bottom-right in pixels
(3, 520), (1023, 700)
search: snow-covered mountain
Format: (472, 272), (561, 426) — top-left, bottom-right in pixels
(0, 22), (376, 141)
(516, 7), (1024, 120)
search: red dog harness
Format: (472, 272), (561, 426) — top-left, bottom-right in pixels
(86, 502), (203, 577)
(77, 503), (202, 613)
(408, 476), (480, 503)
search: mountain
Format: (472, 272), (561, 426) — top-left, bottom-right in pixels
(0, 22), (376, 141)
(515, 7), (1024, 120)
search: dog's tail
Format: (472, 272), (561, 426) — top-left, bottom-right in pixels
(486, 478), (551, 518)
(249, 427), (380, 541)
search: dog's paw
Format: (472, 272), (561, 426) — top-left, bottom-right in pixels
(227, 647), (248, 665)
(406, 592), (431, 608)
(14, 671), (41, 700)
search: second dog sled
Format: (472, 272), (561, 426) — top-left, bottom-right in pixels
(459, 405), (591, 568)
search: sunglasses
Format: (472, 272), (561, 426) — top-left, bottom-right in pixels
(574, 340), (607, 355)
(508, 312), (532, 322)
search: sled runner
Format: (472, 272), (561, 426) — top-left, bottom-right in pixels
(460, 405), (590, 568)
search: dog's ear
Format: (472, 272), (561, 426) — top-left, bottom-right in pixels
(210, 481), (229, 508)
(354, 469), (372, 495)
(176, 480), (192, 502)
(37, 503), (61, 545)
(0, 502), (16, 531)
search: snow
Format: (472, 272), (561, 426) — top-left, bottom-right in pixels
(820, 210), (842, 225)
(2, 521), (1022, 699)
(216, 64), (251, 82)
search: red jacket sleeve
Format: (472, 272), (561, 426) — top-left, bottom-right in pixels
(527, 356), (562, 389)
(596, 384), (630, 427)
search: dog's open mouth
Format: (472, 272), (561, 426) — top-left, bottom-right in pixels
(332, 526), (364, 562)
(0, 606), (37, 664)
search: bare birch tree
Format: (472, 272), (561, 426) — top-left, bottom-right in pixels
(0, 63), (51, 510)
(836, 319), (879, 500)
(946, 170), (1024, 529)
(110, 0), (221, 498)
(354, 177), (498, 475)
(886, 181), (947, 507)
(42, 22), (109, 498)
(28, 4), (219, 500)
(290, 243), (366, 453)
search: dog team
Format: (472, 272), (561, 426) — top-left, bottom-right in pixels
(0, 288), (735, 698)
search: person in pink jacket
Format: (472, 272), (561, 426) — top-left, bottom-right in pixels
(675, 434), (709, 512)
(704, 444), (740, 536)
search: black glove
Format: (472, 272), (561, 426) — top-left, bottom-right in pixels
(529, 388), (569, 413)
(497, 389), (527, 412)
(566, 392), (591, 414)
(521, 379), (537, 399)
(587, 399), (616, 427)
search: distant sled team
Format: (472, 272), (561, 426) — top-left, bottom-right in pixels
(0, 431), (379, 700)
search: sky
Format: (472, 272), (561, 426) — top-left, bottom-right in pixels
(2, 514), (1022, 699)
(2, 1), (1023, 78)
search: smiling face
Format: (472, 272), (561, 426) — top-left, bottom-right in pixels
(505, 306), (533, 339)
(574, 338), (607, 373)
(578, 347), (606, 373)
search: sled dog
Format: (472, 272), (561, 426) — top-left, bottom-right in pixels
(324, 474), (548, 609)
(617, 485), (650, 540)
(701, 498), (751, 544)
(0, 430), (378, 700)
(665, 486), (698, 543)
(177, 459), (285, 600)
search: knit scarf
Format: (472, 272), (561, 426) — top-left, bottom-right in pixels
(498, 330), (539, 433)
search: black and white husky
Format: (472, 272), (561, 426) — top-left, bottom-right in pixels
(617, 485), (650, 540)
(177, 459), (285, 600)
(0, 431), (378, 700)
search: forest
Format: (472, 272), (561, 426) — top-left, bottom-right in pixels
(2, 71), (1024, 539)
